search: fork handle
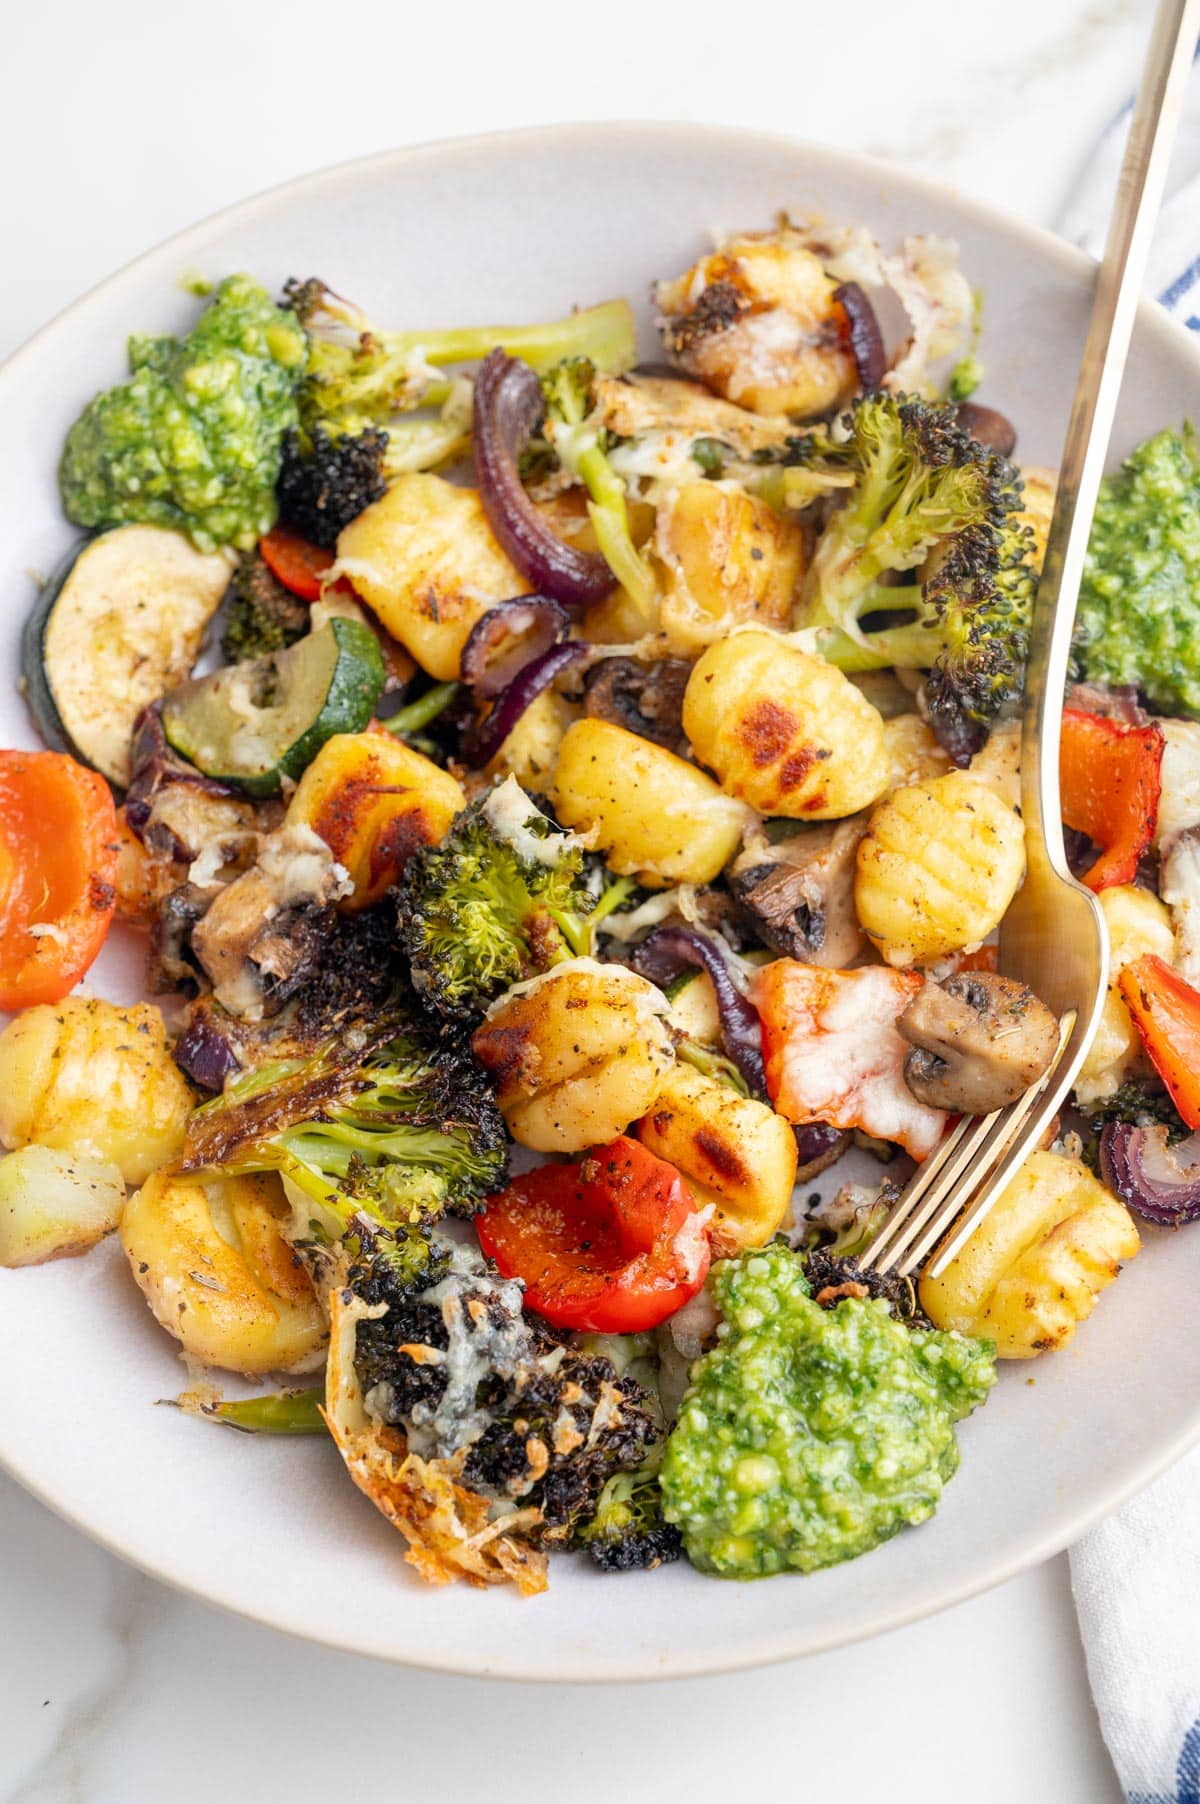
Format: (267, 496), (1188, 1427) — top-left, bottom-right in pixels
(1019, 0), (1200, 864)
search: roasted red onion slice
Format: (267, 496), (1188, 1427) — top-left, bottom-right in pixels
(1100, 1121), (1200, 1225)
(634, 924), (766, 1096)
(462, 640), (590, 768)
(174, 1015), (240, 1092)
(459, 596), (569, 698)
(833, 281), (887, 392)
(473, 349), (614, 609)
(792, 1123), (850, 1181)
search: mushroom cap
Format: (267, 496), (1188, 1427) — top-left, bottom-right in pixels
(897, 970), (1059, 1114)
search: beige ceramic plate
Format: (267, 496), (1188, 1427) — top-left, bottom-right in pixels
(1, 122), (1198, 1680)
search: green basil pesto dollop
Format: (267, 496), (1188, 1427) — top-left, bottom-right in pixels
(60, 275), (306, 552)
(1077, 426), (1200, 715)
(659, 1243), (996, 1578)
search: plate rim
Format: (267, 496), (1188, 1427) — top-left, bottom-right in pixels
(4, 117), (1200, 1681)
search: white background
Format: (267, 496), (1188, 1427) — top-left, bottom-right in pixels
(0, 2), (1155, 1797)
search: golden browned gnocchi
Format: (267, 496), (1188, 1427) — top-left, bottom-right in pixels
(471, 959), (675, 1153)
(0, 998), (193, 1186)
(285, 730), (465, 912)
(121, 1168), (327, 1375)
(681, 628), (890, 820)
(1075, 884), (1177, 1106)
(0, 1146), (126, 1268)
(919, 1151), (1140, 1358)
(880, 713), (951, 793)
(552, 717), (748, 886)
(654, 482), (805, 656)
(637, 1064), (798, 1255)
(855, 771), (1025, 966)
(333, 472), (525, 680)
(654, 231), (858, 418)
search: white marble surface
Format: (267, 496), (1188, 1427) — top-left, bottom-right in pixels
(0, 1), (1159, 1796)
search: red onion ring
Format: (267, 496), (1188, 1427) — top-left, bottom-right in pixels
(459, 596), (570, 698)
(634, 924), (766, 1096)
(462, 640), (590, 767)
(473, 349), (614, 609)
(1099, 1121), (1200, 1225)
(833, 282), (887, 392)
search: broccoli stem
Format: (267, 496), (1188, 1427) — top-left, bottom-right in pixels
(201, 1389), (326, 1435)
(551, 874), (641, 959)
(816, 619), (937, 674)
(392, 299), (636, 376)
(578, 445), (657, 619)
(677, 1037), (751, 1096)
(384, 680), (461, 740)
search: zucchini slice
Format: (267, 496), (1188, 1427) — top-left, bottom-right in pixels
(23, 526), (234, 788)
(161, 617), (385, 797)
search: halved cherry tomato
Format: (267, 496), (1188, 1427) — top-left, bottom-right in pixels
(259, 525), (334, 602)
(1118, 953), (1200, 1129)
(1060, 709), (1164, 892)
(0, 750), (119, 1010)
(475, 1136), (711, 1333)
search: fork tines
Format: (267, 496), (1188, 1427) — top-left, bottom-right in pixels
(858, 1013), (1076, 1280)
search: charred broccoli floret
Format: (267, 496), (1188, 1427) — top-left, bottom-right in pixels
(795, 393), (1037, 758)
(181, 1001), (507, 1230)
(349, 1224), (660, 1544)
(579, 1446), (684, 1571)
(220, 551), (309, 662)
(799, 1181), (931, 1325)
(275, 424), (388, 548)
(396, 778), (598, 1020)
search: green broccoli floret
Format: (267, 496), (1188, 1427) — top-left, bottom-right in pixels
(395, 779), (600, 1020)
(60, 275), (306, 551)
(660, 1242), (995, 1577)
(540, 357), (656, 622)
(220, 552), (309, 662)
(1076, 427), (1200, 715)
(579, 1444), (684, 1571)
(283, 277), (635, 441)
(275, 424), (389, 548)
(794, 393), (1037, 758)
(182, 1004), (507, 1235)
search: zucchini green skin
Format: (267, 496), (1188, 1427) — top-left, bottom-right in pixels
(21, 538), (93, 764)
(162, 617), (385, 797)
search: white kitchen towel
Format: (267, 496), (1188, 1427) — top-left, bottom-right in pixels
(1059, 67), (1200, 1803)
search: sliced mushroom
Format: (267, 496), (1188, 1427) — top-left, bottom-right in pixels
(897, 972), (1059, 1114)
(954, 401), (1017, 458)
(190, 826), (350, 1022)
(729, 819), (868, 965)
(583, 656), (691, 748)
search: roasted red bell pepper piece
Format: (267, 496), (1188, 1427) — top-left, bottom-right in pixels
(0, 750), (118, 1010)
(1118, 953), (1200, 1130)
(258, 525), (334, 602)
(1059, 708), (1163, 892)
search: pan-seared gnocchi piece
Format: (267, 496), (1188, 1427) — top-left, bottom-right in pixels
(333, 473), (525, 680)
(919, 1151), (1140, 1358)
(855, 771), (1025, 966)
(552, 718), (748, 886)
(285, 730), (465, 911)
(120, 1168), (327, 1376)
(1075, 884), (1177, 1106)
(654, 483), (805, 656)
(637, 1064), (798, 1255)
(682, 629), (890, 820)
(654, 230), (858, 418)
(0, 998), (193, 1187)
(1016, 467), (1057, 572)
(472, 959), (675, 1154)
(881, 714), (952, 793)
(0, 1145), (126, 1268)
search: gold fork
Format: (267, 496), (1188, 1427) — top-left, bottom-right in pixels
(860, 0), (1200, 1285)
